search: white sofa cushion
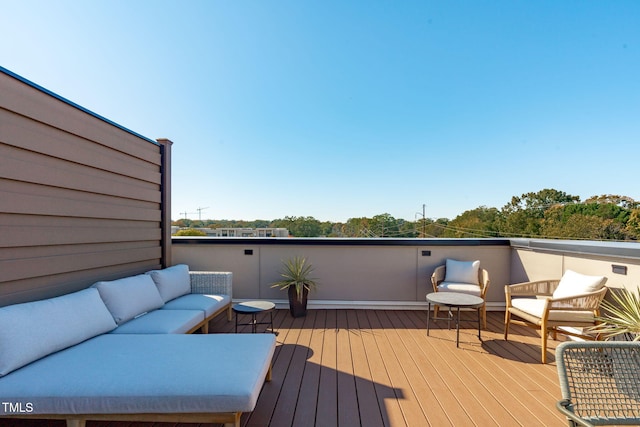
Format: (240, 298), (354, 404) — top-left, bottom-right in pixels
(162, 293), (231, 317)
(444, 259), (480, 285)
(552, 270), (607, 299)
(109, 309), (205, 334)
(0, 334), (276, 414)
(146, 264), (191, 303)
(0, 288), (116, 377)
(511, 298), (596, 323)
(93, 274), (164, 325)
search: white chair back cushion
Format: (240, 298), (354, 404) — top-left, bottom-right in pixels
(444, 259), (480, 285)
(552, 270), (607, 299)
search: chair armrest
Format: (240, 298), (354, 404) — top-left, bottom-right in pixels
(189, 271), (233, 298)
(479, 269), (490, 298)
(556, 400), (594, 427)
(548, 287), (608, 311)
(505, 280), (559, 298)
(431, 265), (445, 292)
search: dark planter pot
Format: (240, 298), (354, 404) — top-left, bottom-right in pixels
(288, 286), (309, 318)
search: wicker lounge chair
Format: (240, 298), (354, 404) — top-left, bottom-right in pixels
(431, 259), (490, 329)
(504, 271), (608, 363)
(555, 341), (640, 426)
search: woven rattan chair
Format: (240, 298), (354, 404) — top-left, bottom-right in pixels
(504, 271), (608, 363)
(556, 341), (640, 426)
(431, 261), (490, 329)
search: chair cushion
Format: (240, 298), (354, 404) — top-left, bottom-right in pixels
(109, 309), (205, 334)
(552, 270), (607, 299)
(437, 282), (482, 297)
(511, 298), (596, 322)
(0, 288), (116, 377)
(93, 274), (165, 325)
(162, 293), (231, 318)
(444, 259), (480, 285)
(146, 264), (191, 303)
(0, 334), (276, 414)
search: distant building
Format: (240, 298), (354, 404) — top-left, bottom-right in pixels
(190, 227), (289, 237)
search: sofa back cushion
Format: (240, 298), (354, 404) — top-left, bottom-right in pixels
(0, 288), (116, 377)
(444, 259), (480, 285)
(552, 270), (607, 299)
(146, 264), (191, 303)
(93, 274), (165, 324)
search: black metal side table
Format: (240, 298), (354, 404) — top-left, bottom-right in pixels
(233, 301), (276, 333)
(426, 292), (483, 347)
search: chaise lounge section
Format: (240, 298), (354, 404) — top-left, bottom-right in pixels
(0, 265), (275, 427)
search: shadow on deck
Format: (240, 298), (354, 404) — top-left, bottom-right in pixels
(4, 309), (568, 427)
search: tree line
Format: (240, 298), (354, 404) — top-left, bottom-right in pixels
(172, 189), (640, 241)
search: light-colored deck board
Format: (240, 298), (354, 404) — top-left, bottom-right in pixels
(345, 309), (385, 427)
(355, 309), (406, 427)
(399, 310), (503, 427)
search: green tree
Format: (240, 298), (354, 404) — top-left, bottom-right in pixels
(370, 213), (400, 237)
(173, 228), (207, 236)
(424, 218), (449, 237)
(443, 206), (499, 238)
(344, 217), (372, 237)
(271, 216), (322, 237)
(625, 209), (640, 240)
(498, 188), (580, 237)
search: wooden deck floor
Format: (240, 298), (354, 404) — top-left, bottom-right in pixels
(5, 309), (569, 427)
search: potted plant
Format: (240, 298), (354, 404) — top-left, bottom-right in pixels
(271, 256), (318, 318)
(590, 286), (640, 341)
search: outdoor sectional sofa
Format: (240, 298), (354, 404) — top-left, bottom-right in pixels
(0, 264), (276, 427)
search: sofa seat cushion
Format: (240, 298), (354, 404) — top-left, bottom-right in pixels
(0, 288), (116, 377)
(109, 309), (205, 334)
(511, 298), (596, 323)
(93, 274), (165, 325)
(162, 293), (231, 318)
(146, 264), (191, 303)
(0, 334), (276, 415)
(437, 282), (482, 297)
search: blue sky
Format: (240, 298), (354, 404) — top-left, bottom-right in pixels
(2, 1), (639, 222)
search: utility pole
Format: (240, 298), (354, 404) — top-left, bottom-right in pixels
(415, 204), (426, 237)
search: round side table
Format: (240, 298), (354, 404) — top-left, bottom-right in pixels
(232, 301), (275, 333)
(426, 292), (483, 347)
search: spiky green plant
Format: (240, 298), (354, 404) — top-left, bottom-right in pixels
(270, 256), (318, 302)
(590, 287), (640, 341)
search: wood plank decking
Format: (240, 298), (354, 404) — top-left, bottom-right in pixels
(5, 309), (569, 427)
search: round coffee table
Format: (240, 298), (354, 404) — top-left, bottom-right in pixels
(426, 292), (483, 347)
(233, 301), (276, 333)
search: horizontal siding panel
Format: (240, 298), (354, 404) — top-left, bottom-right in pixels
(0, 180), (161, 221)
(0, 260), (163, 307)
(0, 143), (160, 203)
(0, 110), (161, 184)
(0, 69), (167, 306)
(0, 73), (159, 162)
(1, 240), (158, 260)
(0, 244), (161, 283)
(0, 213), (160, 229)
(0, 223), (160, 248)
